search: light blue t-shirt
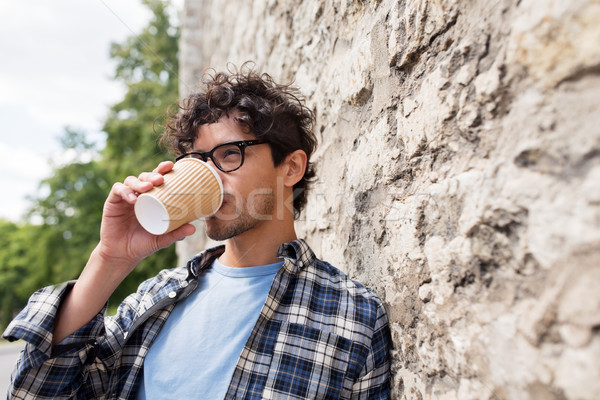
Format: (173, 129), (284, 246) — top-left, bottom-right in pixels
(136, 257), (283, 399)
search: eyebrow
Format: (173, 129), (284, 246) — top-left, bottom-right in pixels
(193, 138), (248, 151)
(191, 141), (230, 153)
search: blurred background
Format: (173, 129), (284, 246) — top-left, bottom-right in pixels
(2, 0), (600, 398)
(0, 0), (184, 332)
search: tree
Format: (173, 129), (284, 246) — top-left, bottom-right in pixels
(0, 220), (35, 330)
(101, 0), (181, 304)
(103, 0), (180, 180)
(27, 130), (108, 289)
(0, 0), (182, 325)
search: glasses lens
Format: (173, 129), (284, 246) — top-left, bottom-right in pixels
(213, 144), (243, 171)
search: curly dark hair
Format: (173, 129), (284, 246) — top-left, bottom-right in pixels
(161, 63), (317, 216)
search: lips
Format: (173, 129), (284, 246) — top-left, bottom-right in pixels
(220, 193), (235, 208)
(208, 193), (236, 219)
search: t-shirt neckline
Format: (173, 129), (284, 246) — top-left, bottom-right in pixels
(213, 257), (284, 278)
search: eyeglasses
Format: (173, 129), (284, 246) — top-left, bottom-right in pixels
(175, 139), (267, 172)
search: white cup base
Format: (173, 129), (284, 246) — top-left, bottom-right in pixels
(135, 194), (170, 235)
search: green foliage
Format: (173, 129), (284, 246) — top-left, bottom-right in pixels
(102, 0), (180, 304)
(0, 0), (181, 329)
(104, 0), (179, 179)
(0, 220), (39, 329)
(28, 151), (108, 284)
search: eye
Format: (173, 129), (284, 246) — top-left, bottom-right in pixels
(222, 148), (241, 158)
(216, 145), (242, 159)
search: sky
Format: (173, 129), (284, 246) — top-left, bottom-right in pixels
(0, 0), (182, 222)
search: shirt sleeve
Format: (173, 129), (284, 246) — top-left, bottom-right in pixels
(350, 300), (393, 400)
(2, 282), (110, 399)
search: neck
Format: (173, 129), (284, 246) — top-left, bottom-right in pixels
(219, 218), (297, 268)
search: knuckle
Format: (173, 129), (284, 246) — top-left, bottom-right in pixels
(112, 182), (125, 192)
(124, 176), (138, 185)
(139, 172), (158, 181)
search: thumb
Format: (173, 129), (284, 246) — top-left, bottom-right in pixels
(155, 223), (197, 249)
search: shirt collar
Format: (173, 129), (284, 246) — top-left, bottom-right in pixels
(186, 239), (315, 280)
(186, 244), (225, 279)
(276, 238), (315, 275)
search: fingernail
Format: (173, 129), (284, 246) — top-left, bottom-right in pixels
(128, 193), (137, 201)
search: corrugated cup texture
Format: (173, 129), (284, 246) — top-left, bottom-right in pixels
(135, 158), (223, 235)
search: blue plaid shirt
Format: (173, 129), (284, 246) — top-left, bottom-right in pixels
(3, 239), (391, 399)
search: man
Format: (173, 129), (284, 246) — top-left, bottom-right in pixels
(3, 65), (391, 399)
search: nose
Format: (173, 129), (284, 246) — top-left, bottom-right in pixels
(204, 158), (227, 183)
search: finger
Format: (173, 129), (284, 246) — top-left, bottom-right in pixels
(123, 175), (154, 193)
(152, 161), (174, 174)
(138, 172), (165, 186)
(155, 223), (196, 249)
(171, 223), (196, 240)
(108, 182), (138, 204)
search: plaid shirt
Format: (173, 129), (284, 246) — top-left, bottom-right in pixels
(3, 239), (391, 399)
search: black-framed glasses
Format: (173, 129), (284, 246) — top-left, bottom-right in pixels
(175, 139), (267, 172)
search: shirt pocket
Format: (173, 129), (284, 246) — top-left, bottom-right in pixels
(262, 322), (353, 400)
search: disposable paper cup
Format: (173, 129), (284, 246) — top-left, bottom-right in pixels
(134, 158), (223, 235)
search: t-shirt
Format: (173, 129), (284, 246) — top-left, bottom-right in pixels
(136, 257), (283, 399)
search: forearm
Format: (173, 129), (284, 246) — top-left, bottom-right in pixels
(52, 162), (194, 345)
(6, 303), (110, 399)
(52, 245), (134, 345)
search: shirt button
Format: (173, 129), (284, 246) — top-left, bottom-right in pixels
(168, 291), (177, 298)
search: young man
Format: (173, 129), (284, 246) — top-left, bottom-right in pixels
(3, 66), (391, 399)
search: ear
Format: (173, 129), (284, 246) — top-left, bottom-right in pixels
(281, 149), (308, 187)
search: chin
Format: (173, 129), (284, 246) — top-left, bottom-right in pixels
(205, 219), (237, 241)
(205, 213), (262, 242)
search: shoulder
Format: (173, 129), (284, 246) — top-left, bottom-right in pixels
(115, 246), (223, 318)
(281, 240), (388, 340)
(136, 265), (189, 297)
(117, 265), (189, 317)
(307, 258), (385, 315)
(284, 239), (386, 314)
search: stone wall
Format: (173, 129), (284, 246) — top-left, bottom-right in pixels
(178, 0), (600, 398)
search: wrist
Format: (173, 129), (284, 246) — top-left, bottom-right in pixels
(84, 245), (136, 290)
(93, 242), (137, 272)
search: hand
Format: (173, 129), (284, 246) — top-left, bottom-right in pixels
(52, 161), (197, 345)
(95, 161), (196, 274)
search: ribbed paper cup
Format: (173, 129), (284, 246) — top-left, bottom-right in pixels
(134, 158), (223, 235)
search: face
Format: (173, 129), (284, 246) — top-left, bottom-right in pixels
(193, 114), (285, 241)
